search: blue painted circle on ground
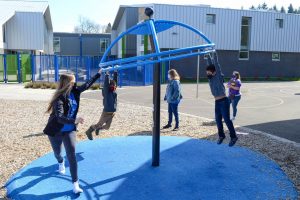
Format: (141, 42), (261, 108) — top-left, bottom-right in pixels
(6, 136), (298, 200)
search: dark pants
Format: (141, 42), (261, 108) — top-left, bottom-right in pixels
(48, 131), (78, 182)
(229, 95), (241, 117)
(168, 103), (179, 127)
(215, 97), (237, 138)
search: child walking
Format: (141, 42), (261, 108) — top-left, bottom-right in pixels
(163, 69), (182, 131)
(85, 70), (118, 140)
(227, 71), (242, 120)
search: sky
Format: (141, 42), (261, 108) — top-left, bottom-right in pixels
(46, 0), (300, 32)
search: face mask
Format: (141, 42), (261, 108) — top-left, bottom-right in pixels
(207, 74), (213, 79)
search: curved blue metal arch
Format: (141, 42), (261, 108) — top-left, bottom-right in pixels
(100, 19), (215, 72)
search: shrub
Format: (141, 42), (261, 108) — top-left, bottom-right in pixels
(90, 84), (100, 90)
(50, 83), (57, 89)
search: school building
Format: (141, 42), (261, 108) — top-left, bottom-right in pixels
(53, 32), (111, 57)
(0, 0), (53, 54)
(111, 4), (300, 78)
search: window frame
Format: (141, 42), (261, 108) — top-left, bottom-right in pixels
(275, 19), (284, 29)
(239, 51), (249, 60)
(100, 38), (110, 53)
(272, 52), (280, 61)
(53, 37), (60, 53)
(206, 14), (216, 24)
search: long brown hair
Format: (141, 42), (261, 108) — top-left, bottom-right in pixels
(169, 69), (180, 80)
(46, 74), (75, 113)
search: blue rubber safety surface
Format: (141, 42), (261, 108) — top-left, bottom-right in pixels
(5, 136), (298, 200)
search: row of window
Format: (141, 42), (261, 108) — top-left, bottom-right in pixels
(239, 51), (280, 61)
(206, 14), (284, 28)
(53, 37), (110, 53)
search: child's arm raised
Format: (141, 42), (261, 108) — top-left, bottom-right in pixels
(103, 71), (110, 95)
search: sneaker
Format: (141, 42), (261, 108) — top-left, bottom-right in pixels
(231, 117), (236, 121)
(58, 160), (65, 175)
(73, 181), (83, 194)
(163, 124), (172, 129)
(85, 127), (94, 140)
(217, 137), (225, 145)
(172, 127), (179, 131)
(95, 129), (100, 136)
(229, 137), (238, 147)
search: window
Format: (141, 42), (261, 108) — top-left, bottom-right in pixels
(272, 52), (280, 61)
(53, 37), (60, 53)
(100, 38), (110, 53)
(276, 19), (283, 28)
(206, 14), (216, 24)
(239, 17), (252, 60)
(239, 51), (249, 60)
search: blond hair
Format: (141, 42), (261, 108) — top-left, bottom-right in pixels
(46, 74), (75, 113)
(233, 71), (241, 80)
(169, 69), (180, 80)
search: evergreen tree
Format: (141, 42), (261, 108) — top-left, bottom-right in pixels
(288, 4), (294, 13)
(250, 5), (255, 10)
(273, 5), (278, 11)
(280, 6), (286, 13)
(261, 2), (268, 10)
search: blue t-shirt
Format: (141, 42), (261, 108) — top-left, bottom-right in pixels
(61, 93), (77, 132)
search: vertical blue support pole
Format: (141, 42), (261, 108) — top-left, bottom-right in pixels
(75, 56), (78, 81)
(47, 55), (50, 82)
(67, 56), (70, 72)
(17, 52), (21, 83)
(54, 55), (59, 82)
(3, 54), (7, 83)
(30, 54), (35, 82)
(135, 67), (138, 85)
(39, 53), (42, 80)
(79, 34), (82, 80)
(86, 57), (90, 80)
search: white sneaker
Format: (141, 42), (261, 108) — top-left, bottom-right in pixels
(58, 160), (65, 175)
(73, 181), (83, 194)
(231, 117), (236, 121)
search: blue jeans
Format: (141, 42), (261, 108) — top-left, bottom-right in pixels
(229, 95), (241, 117)
(215, 97), (237, 138)
(168, 103), (179, 127)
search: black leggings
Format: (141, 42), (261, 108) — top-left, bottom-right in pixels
(48, 131), (78, 182)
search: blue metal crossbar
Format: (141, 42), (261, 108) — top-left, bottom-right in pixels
(99, 19), (215, 72)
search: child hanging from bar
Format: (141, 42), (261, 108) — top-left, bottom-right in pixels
(85, 70), (118, 140)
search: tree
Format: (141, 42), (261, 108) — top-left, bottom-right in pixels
(280, 6), (286, 13)
(104, 23), (112, 33)
(288, 4), (294, 13)
(250, 5), (255, 10)
(257, 4), (262, 9)
(273, 5), (278, 11)
(74, 16), (101, 33)
(261, 2), (268, 10)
